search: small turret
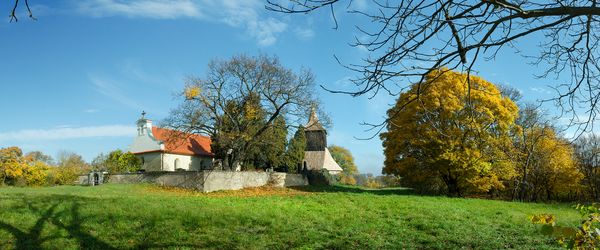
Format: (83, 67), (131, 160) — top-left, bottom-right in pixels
(136, 111), (153, 137)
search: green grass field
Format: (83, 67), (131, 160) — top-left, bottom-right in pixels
(0, 184), (583, 249)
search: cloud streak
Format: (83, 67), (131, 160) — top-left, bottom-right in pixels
(530, 87), (552, 94)
(90, 75), (143, 110)
(77, 0), (202, 19)
(75, 0), (288, 46)
(0, 125), (136, 142)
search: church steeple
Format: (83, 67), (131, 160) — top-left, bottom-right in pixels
(304, 106), (327, 151)
(304, 106), (325, 132)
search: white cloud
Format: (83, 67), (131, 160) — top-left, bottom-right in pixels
(251, 18), (287, 46)
(530, 87), (552, 94)
(84, 108), (99, 113)
(0, 125), (136, 142)
(90, 75), (143, 110)
(75, 0), (288, 46)
(77, 0), (202, 19)
(294, 27), (315, 40)
(351, 0), (368, 12)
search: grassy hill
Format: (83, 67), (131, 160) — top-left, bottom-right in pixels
(0, 184), (582, 249)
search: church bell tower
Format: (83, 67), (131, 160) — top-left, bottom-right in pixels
(304, 107), (327, 151)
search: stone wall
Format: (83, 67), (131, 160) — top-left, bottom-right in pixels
(79, 171), (308, 192)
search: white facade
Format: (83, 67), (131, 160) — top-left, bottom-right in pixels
(136, 152), (212, 171)
(129, 114), (213, 172)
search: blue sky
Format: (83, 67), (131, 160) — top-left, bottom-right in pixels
(0, 0), (563, 174)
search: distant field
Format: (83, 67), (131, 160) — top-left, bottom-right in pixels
(0, 184), (582, 249)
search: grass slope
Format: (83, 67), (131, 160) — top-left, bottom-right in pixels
(0, 184), (581, 249)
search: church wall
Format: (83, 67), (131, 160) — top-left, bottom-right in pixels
(138, 152), (162, 171)
(162, 153), (213, 171)
(79, 171), (309, 192)
(137, 153), (213, 172)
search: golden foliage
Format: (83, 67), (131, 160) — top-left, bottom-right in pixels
(530, 214), (556, 225)
(531, 204), (600, 249)
(381, 69), (519, 195)
(47, 166), (80, 185)
(184, 86), (201, 100)
(365, 177), (382, 189)
(338, 173), (357, 185)
(511, 125), (582, 200)
(24, 161), (49, 186)
(0, 147), (49, 186)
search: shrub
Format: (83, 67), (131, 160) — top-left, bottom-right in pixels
(530, 203), (600, 249)
(339, 173), (357, 185)
(25, 161), (49, 186)
(47, 166), (80, 185)
(365, 177), (381, 189)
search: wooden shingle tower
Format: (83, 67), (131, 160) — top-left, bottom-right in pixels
(302, 107), (343, 174)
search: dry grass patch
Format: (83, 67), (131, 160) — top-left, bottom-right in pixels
(143, 185), (312, 198)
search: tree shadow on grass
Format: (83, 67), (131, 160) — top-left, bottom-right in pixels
(0, 193), (239, 249)
(0, 194), (118, 250)
(290, 185), (415, 196)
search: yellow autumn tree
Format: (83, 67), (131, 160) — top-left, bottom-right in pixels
(329, 145), (359, 185)
(24, 161), (49, 186)
(0, 146), (49, 186)
(0, 147), (27, 185)
(512, 125), (581, 201)
(381, 69), (519, 196)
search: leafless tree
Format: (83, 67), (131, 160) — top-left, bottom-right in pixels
(575, 134), (600, 201)
(267, 0), (600, 137)
(163, 54), (322, 170)
(8, 0), (36, 22)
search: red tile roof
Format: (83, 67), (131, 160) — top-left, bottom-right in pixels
(151, 127), (213, 156)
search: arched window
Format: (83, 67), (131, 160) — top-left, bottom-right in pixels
(174, 158), (180, 170)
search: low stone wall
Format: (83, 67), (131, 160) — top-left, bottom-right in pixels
(79, 171), (308, 192)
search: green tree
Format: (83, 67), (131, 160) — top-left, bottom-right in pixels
(381, 69), (519, 196)
(254, 116), (288, 169)
(285, 126), (306, 173)
(48, 151), (90, 185)
(328, 145), (358, 175)
(99, 150), (142, 173)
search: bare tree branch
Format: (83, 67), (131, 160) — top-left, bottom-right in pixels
(267, 0), (600, 138)
(9, 0), (36, 22)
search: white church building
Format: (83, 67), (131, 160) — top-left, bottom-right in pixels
(128, 110), (342, 174)
(129, 113), (213, 171)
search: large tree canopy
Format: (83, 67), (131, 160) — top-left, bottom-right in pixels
(381, 69), (519, 196)
(164, 54), (320, 170)
(268, 0), (600, 135)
